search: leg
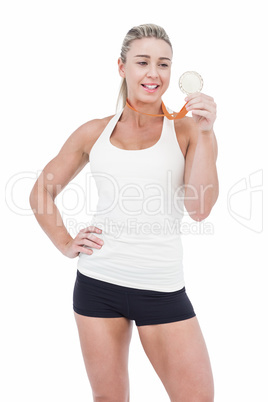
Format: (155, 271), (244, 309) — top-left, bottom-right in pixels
(74, 313), (133, 402)
(137, 317), (214, 402)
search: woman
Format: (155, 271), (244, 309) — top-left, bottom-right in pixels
(30, 24), (218, 402)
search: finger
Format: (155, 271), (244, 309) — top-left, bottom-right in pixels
(186, 101), (215, 114)
(185, 92), (214, 103)
(184, 91), (200, 101)
(186, 95), (215, 107)
(186, 102), (215, 113)
(81, 232), (104, 244)
(185, 98), (215, 112)
(79, 226), (102, 234)
(77, 232), (104, 247)
(191, 110), (212, 119)
(76, 245), (93, 255)
(186, 96), (215, 105)
(89, 226), (102, 233)
(79, 238), (103, 249)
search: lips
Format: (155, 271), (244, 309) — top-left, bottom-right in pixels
(141, 84), (160, 93)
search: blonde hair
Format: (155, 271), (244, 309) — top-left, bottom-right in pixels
(116, 24), (173, 111)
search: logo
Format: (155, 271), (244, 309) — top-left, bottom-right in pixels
(227, 169), (263, 233)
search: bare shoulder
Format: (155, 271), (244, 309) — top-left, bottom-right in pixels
(174, 116), (199, 157)
(30, 114), (116, 200)
(71, 114), (116, 157)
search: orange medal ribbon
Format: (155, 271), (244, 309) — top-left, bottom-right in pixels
(126, 99), (188, 120)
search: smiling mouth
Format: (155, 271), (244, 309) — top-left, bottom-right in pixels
(141, 84), (159, 89)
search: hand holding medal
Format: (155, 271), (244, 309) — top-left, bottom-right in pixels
(180, 71), (217, 132)
(127, 70), (216, 126)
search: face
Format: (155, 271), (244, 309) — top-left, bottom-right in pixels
(118, 37), (172, 104)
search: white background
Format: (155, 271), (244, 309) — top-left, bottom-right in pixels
(1, 0), (267, 401)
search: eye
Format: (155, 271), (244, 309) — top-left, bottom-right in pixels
(159, 63), (169, 68)
(137, 61), (148, 66)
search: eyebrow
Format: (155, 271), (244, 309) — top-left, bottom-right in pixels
(134, 54), (171, 61)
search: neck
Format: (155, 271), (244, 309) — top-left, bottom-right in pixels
(121, 98), (164, 127)
(127, 97), (163, 114)
(126, 99), (164, 117)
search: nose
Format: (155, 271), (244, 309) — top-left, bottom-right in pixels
(146, 64), (159, 79)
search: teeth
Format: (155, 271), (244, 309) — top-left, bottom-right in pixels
(144, 85), (158, 89)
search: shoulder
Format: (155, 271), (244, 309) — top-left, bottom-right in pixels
(83, 114), (115, 132)
(174, 116), (199, 157)
(77, 114), (115, 142)
(69, 114), (116, 156)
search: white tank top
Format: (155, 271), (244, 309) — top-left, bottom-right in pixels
(77, 108), (186, 292)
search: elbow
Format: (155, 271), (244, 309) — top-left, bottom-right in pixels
(29, 186), (37, 211)
(185, 193), (219, 222)
(187, 209), (211, 222)
(184, 201), (210, 221)
(29, 180), (41, 211)
(189, 211), (210, 222)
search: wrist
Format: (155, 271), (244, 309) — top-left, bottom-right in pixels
(200, 127), (214, 135)
(56, 235), (74, 255)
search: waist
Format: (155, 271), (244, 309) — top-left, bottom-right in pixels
(90, 215), (183, 239)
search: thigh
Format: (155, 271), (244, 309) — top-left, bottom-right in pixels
(74, 313), (133, 401)
(137, 317), (214, 402)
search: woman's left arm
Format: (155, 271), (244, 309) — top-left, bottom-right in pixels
(182, 93), (219, 221)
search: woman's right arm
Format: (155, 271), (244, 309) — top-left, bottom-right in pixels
(29, 118), (107, 258)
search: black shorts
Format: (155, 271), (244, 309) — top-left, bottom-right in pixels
(73, 270), (196, 327)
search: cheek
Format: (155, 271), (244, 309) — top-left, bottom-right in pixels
(126, 69), (144, 85)
(161, 71), (171, 85)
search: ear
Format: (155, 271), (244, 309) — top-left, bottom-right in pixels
(118, 58), (126, 78)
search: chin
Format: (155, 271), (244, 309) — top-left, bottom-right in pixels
(138, 93), (163, 103)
